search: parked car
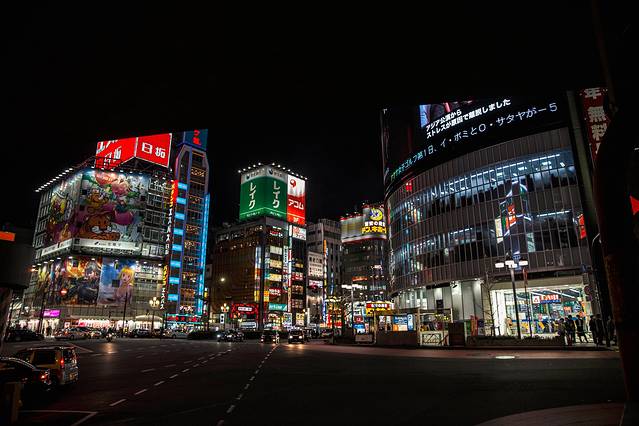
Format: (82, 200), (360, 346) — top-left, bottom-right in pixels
(164, 330), (189, 339)
(187, 330), (215, 340)
(218, 330), (244, 342)
(54, 327), (89, 340)
(129, 329), (151, 338)
(260, 330), (280, 344)
(0, 357), (52, 396)
(13, 346), (78, 386)
(4, 329), (44, 342)
(288, 329), (306, 344)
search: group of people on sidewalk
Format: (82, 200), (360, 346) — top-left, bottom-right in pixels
(557, 313), (616, 347)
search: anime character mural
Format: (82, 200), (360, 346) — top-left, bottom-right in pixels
(97, 258), (137, 306)
(44, 174), (81, 246)
(76, 170), (148, 242)
(54, 257), (102, 305)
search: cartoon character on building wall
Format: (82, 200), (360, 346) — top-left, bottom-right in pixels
(114, 266), (135, 303)
(110, 175), (130, 197)
(86, 188), (110, 213)
(77, 211), (121, 240)
(94, 171), (118, 187)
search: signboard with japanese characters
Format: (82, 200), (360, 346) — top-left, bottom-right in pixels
(95, 133), (172, 169)
(239, 166), (287, 221)
(381, 96), (569, 193)
(579, 87), (610, 162)
(341, 204), (387, 243)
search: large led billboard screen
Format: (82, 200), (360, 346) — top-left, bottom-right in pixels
(239, 166), (306, 225)
(381, 95), (568, 194)
(341, 204), (387, 243)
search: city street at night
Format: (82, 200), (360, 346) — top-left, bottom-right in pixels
(1, 339), (625, 425)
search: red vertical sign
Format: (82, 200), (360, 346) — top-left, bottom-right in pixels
(579, 87), (611, 162)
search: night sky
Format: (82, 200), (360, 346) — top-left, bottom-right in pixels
(4, 4), (604, 230)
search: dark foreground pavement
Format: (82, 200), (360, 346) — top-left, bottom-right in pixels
(1, 338), (625, 425)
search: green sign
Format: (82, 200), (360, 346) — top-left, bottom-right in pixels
(239, 166), (287, 221)
(268, 303), (287, 311)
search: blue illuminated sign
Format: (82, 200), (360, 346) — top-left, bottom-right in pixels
(178, 182), (188, 190)
(175, 212), (185, 220)
(176, 197), (186, 205)
(168, 294), (179, 302)
(169, 277), (180, 285)
(172, 244), (182, 252)
(170, 260), (181, 268)
(173, 228), (184, 236)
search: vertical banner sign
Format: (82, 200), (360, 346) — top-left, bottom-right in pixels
(579, 87), (610, 162)
(287, 175), (306, 225)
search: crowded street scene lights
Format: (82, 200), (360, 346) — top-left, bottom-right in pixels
(149, 297), (159, 331)
(494, 257), (529, 339)
(342, 283), (365, 329)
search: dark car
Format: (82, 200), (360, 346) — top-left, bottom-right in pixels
(4, 329), (45, 342)
(288, 329), (305, 344)
(129, 329), (151, 338)
(0, 357), (52, 397)
(260, 330), (279, 343)
(218, 330), (244, 342)
(188, 330), (215, 340)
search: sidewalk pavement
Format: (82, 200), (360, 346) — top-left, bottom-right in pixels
(476, 402), (624, 426)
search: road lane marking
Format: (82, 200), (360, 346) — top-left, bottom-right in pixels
(244, 384), (250, 390)
(154, 381), (165, 386)
(236, 393), (243, 400)
(227, 405), (235, 414)
(109, 399), (126, 407)
(21, 411), (97, 426)
(165, 364), (176, 367)
(182, 368), (190, 373)
(169, 374), (178, 379)
(249, 376), (255, 381)
(91, 353), (102, 357)
(141, 368), (155, 373)
(216, 420), (225, 426)
(198, 356), (205, 360)
(184, 360), (193, 364)
(136, 355), (144, 359)
(134, 389), (148, 395)
(202, 360), (208, 364)
(255, 369), (260, 374)
(193, 363), (200, 367)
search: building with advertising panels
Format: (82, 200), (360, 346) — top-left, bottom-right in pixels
(306, 250), (324, 328)
(340, 204), (389, 330)
(19, 130), (210, 333)
(210, 164), (307, 331)
(306, 219), (342, 328)
(382, 94), (605, 338)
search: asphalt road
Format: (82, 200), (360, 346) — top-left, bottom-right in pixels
(1, 338), (625, 426)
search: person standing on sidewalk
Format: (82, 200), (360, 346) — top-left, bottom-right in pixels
(557, 318), (566, 344)
(606, 316), (616, 345)
(589, 315), (599, 345)
(565, 315), (575, 346)
(575, 316), (588, 343)
(595, 314), (606, 346)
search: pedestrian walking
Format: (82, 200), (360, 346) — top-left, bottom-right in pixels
(606, 316), (616, 345)
(595, 314), (605, 346)
(45, 325), (52, 337)
(575, 316), (588, 343)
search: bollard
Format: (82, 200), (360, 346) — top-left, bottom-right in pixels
(1, 382), (22, 424)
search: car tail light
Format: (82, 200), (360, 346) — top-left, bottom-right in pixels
(60, 357), (65, 368)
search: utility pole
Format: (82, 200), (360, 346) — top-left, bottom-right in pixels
(121, 289), (129, 335)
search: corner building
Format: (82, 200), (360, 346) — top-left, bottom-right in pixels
(383, 95), (601, 336)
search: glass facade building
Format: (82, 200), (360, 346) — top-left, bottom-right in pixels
(386, 126), (596, 336)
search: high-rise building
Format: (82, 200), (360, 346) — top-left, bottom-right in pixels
(340, 203), (389, 330)
(210, 164), (307, 331)
(19, 130), (210, 333)
(306, 219), (342, 328)
(382, 93), (606, 336)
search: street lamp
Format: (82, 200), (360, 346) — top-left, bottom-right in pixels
(149, 297), (160, 332)
(221, 303), (229, 331)
(495, 257), (529, 339)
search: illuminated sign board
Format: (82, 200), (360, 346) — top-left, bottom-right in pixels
(532, 294), (561, 304)
(96, 133), (171, 169)
(173, 129), (208, 150)
(291, 271), (304, 281)
(239, 166), (306, 225)
(381, 96), (568, 194)
(291, 225), (306, 240)
(309, 279), (323, 288)
(341, 204), (387, 243)
(268, 303), (287, 311)
(232, 303), (258, 316)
